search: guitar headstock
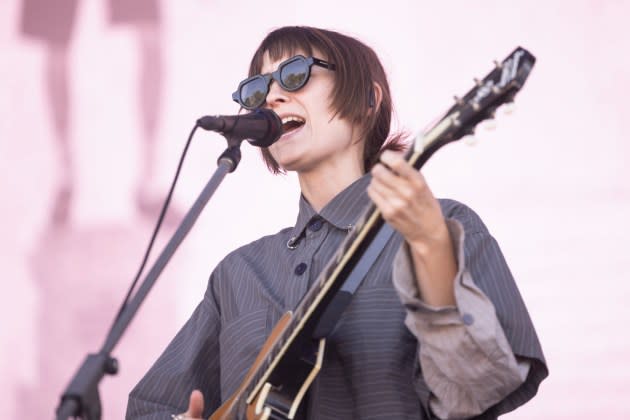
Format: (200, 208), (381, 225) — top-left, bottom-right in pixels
(412, 47), (536, 164)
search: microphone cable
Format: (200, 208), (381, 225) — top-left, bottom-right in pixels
(106, 123), (198, 335)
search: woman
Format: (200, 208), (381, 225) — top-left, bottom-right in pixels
(127, 26), (547, 419)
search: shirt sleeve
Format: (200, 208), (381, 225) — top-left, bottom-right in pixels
(126, 275), (223, 419)
(392, 217), (531, 419)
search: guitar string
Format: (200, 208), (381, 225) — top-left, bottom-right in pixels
(241, 49), (531, 400)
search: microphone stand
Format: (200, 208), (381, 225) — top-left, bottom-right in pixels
(55, 134), (244, 419)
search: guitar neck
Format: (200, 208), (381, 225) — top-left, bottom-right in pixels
(243, 129), (437, 403)
(243, 45), (536, 405)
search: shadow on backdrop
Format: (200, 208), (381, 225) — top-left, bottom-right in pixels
(20, 0), (170, 227)
(18, 0), (180, 418)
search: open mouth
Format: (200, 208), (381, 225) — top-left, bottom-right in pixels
(281, 116), (306, 136)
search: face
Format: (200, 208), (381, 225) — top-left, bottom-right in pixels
(258, 50), (364, 176)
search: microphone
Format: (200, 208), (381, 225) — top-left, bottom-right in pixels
(196, 109), (283, 147)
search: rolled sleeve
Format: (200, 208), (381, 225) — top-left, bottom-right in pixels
(392, 218), (530, 419)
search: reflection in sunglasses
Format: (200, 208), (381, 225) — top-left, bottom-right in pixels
(245, 90), (266, 108)
(233, 55), (335, 109)
(283, 72), (307, 89)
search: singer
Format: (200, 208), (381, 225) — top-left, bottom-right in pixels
(127, 26), (547, 419)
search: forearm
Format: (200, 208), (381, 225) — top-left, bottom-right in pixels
(407, 220), (457, 307)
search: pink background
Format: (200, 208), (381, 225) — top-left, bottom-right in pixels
(1, 1), (629, 418)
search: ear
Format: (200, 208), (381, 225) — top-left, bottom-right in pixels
(369, 82), (383, 111)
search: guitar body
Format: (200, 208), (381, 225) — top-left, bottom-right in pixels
(209, 311), (294, 420)
(210, 312), (326, 420)
(250, 338), (326, 419)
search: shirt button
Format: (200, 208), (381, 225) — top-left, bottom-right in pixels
(308, 218), (323, 232)
(294, 263), (307, 275)
(462, 313), (474, 326)
(286, 237), (299, 249)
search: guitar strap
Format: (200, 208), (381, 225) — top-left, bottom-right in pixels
(312, 222), (396, 339)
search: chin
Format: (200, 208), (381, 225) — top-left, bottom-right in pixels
(275, 161), (300, 173)
(274, 156), (310, 174)
(270, 149), (307, 173)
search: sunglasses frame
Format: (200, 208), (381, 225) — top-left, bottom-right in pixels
(232, 55), (336, 110)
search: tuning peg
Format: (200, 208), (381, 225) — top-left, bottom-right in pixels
(493, 60), (502, 70)
(461, 127), (477, 146)
(453, 95), (464, 106)
(473, 78), (483, 87)
(481, 118), (497, 131)
(463, 134), (478, 146)
(500, 102), (516, 115)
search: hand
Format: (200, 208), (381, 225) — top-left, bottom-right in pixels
(368, 150), (457, 307)
(173, 389), (205, 419)
(367, 150), (447, 249)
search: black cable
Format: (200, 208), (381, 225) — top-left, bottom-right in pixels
(107, 124), (199, 334)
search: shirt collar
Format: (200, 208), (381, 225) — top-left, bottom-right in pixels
(290, 174), (372, 240)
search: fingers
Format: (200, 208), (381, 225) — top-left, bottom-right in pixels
(377, 150), (421, 184)
(368, 171), (406, 215)
(368, 163), (416, 226)
(368, 150), (442, 244)
(180, 389), (204, 419)
(371, 152), (426, 196)
(369, 151), (428, 207)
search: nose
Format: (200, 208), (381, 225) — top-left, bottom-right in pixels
(265, 79), (289, 108)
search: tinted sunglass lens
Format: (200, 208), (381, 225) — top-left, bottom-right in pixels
(240, 77), (267, 108)
(280, 58), (309, 90)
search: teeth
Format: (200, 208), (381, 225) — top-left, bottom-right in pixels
(281, 116), (305, 125)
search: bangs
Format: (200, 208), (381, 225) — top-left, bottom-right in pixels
(250, 26), (403, 174)
(248, 27), (329, 76)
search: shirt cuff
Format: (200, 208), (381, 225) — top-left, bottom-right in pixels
(391, 218), (530, 418)
(392, 218), (465, 325)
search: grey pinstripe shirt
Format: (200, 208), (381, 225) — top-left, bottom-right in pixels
(127, 175), (547, 419)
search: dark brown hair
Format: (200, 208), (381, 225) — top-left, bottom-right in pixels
(247, 26), (407, 174)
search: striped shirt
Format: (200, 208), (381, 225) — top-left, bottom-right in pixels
(126, 174), (547, 419)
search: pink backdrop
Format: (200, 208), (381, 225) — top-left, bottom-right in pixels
(1, 1), (629, 418)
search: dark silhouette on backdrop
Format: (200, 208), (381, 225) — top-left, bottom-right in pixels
(20, 0), (167, 226)
(18, 1), (178, 419)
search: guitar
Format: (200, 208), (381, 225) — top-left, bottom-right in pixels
(210, 46), (536, 420)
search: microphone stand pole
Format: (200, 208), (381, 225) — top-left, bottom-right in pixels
(55, 141), (243, 419)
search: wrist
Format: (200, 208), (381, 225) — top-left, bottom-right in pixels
(407, 220), (452, 260)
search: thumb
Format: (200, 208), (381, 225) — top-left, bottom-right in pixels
(183, 389), (205, 419)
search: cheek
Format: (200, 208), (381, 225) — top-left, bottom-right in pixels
(320, 117), (354, 142)
(268, 143), (281, 159)
(308, 105), (338, 134)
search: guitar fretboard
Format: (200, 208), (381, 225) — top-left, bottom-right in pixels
(243, 129), (434, 402)
(242, 46), (536, 405)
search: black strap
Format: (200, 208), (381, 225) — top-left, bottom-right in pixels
(312, 223), (396, 338)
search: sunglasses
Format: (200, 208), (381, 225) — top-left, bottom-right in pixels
(232, 55), (336, 110)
